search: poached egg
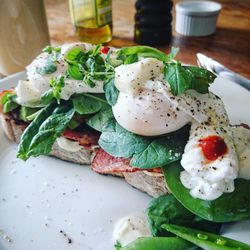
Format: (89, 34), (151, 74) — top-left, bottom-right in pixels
(112, 58), (248, 200)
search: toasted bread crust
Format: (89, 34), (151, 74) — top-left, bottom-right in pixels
(0, 112), (167, 197)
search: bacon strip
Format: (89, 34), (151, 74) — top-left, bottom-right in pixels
(92, 148), (162, 174)
(63, 129), (100, 149)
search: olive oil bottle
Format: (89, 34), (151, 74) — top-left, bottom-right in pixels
(69, 0), (112, 44)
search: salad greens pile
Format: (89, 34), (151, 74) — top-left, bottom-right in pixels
(0, 44), (249, 250)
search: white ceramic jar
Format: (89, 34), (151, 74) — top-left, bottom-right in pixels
(175, 1), (221, 36)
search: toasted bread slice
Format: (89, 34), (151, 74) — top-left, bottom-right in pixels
(0, 112), (167, 197)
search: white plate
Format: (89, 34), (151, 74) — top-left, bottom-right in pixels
(0, 72), (249, 250)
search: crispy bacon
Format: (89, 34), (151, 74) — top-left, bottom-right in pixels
(92, 148), (139, 174)
(63, 129), (100, 149)
(92, 148), (163, 174)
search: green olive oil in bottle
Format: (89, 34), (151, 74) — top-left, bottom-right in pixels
(69, 0), (112, 44)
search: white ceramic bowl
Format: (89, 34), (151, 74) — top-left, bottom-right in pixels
(175, 1), (222, 36)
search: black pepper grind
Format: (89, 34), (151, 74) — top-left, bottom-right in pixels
(134, 0), (173, 45)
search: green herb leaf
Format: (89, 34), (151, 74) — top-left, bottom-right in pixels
(185, 66), (216, 94)
(65, 47), (84, 61)
(147, 194), (221, 237)
(36, 60), (57, 75)
(86, 105), (113, 132)
(17, 101), (74, 161)
(103, 78), (119, 106)
(49, 75), (65, 103)
(43, 45), (61, 61)
(67, 64), (84, 80)
(164, 62), (192, 96)
(130, 133), (188, 169)
(72, 94), (103, 115)
(43, 45), (53, 54)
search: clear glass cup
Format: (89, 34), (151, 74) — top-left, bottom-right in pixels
(0, 0), (50, 76)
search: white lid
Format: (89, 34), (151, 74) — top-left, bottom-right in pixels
(176, 1), (222, 16)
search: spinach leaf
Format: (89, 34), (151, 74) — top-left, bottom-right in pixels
(49, 75), (65, 103)
(117, 46), (169, 62)
(86, 105), (113, 132)
(99, 119), (150, 158)
(163, 162), (250, 222)
(185, 66), (216, 94)
(124, 54), (138, 64)
(103, 78), (119, 106)
(72, 93), (105, 115)
(99, 120), (188, 168)
(147, 194), (221, 237)
(36, 60), (57, 75)
(19, 106), (41, 122)
(17, 101), (74, 160)
(1, 92), (19, 113)
(162, 224), (250, 250)
(164, 62), (192, 96)
(41, 89), (55, 104)
(119, 237), (196, 250)
(130, 133), (188, 169)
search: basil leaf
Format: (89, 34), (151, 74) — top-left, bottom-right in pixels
(185, 66), (216, 94)
(72, 94), (103, 115)
(17, 101), (74, 160)
(164, 63), (192, 96)
(67, 64), (84, 80)
(104, 78), (119, 106)
(147, 194), (221, 237)
(130, 133), (188, 169)
(86, 105), (114, 132)
(36, 60), (57, 75)
(99, 119), (150, 158)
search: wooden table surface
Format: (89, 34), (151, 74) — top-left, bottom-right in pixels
(45, 0), (250, 78)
